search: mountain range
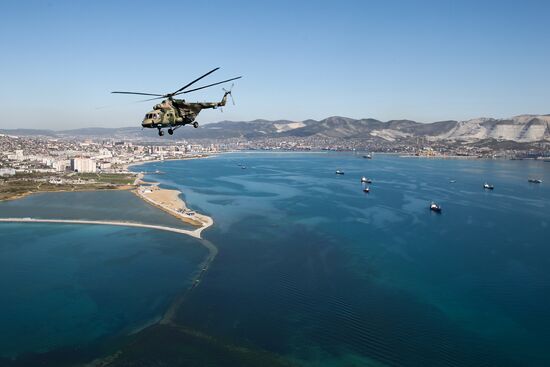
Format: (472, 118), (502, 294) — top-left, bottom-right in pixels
(1, 114), (549, 143)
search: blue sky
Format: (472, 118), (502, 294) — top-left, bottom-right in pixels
(0, 0), (549, 129)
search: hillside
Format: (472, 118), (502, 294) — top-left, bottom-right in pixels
(1, 114), (549, 142)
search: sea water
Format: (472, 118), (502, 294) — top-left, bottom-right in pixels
(0, 222), (206, 360)
(135, 153), (550, 366)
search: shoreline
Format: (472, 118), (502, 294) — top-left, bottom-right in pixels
(128, 157), (214, 238)
(0, 217), (206, 239)
(133, 186), (213, 237)
(398, 154), (481, 160)
(125, 153), (215, 170)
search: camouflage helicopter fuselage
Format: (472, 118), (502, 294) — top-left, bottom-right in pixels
(112, 67), (240, 136)
(142, 91), (229, 130)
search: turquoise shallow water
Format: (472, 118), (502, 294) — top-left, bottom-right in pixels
(0, 223), (206, 359)
(0, 190), (194, 230)
(135, 153), (550, 366)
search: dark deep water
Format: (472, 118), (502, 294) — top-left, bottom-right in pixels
(1, 153), (549, 366)
(135, 153), (550, 366)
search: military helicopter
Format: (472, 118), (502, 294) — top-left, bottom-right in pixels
(112, 67), (241, 136)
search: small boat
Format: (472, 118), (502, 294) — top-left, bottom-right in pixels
(430, 202), (442, 212)
(360, 176), (372, 183)
(528, 178), (543, 183)
(449, 180), (456, 183)
(336, 170), (344, 175)
(363, 187), (370, 193)
(241, 166), (247, 169)
(363, 154), (372, 159)
(483, 183), (494, 190)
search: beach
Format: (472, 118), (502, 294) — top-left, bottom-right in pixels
(130, 160), (214, 239)
(134, 185), (213, 237)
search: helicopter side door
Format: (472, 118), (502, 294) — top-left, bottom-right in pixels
(163, 110), (176, 126)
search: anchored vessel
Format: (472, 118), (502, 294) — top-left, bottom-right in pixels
(361, 176), (372, 183)
(430, 202), (442, 212)
(528, 178), (542, 183)
(336, 170), (344, 175)
(483, 183), (494, 190)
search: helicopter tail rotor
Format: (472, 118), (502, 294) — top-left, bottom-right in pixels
(222, 83), (236, 106)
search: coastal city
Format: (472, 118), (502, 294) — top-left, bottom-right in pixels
(1, 131), (548, 178)
(0, 133), (215, 201)
(0, 134), (217, 176)
(1, 129), (547, 202)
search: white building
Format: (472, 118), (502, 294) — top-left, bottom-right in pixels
(97, 148), (113, 159)
(0, 168), (16, 176)
(99, 162), (112, 170)
(70, 158), (96, 173)
(53, 160), (69, 172)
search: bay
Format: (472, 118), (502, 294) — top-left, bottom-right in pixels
(135, 152), (550, 366)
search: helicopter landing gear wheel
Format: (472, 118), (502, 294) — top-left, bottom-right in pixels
(157, 128), (164, 136)
(168, 128), (174, 135)
(193, 121), (199, 128)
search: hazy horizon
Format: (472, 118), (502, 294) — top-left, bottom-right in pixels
(2, 112), (550, 132)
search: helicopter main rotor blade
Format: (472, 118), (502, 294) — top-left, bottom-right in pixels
(171, 67), (220, 95)
(173, 76), (242, 95)
(111, 91), (164, 96)
(138, 96), (166, 102)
